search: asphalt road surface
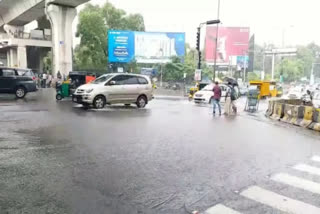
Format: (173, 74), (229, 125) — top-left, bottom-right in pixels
(1, 89), (320, 214)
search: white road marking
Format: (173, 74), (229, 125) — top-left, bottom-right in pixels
(205, 204), (242, 214)
(271, 173), (320, 194)
(311, 156), (320, 162)
(293, 164), (320, 176)
(241, 186), (320, 214)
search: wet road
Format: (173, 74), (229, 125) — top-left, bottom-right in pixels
(1, 89), (320, 214)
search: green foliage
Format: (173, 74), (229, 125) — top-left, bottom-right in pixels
(74, 2), (145, 70)
(275, 58), (304, 82)
(43, 51), (52, 74)
(247, 72), (259, 81)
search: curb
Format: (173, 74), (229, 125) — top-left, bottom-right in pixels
(154, 95), (188, 101)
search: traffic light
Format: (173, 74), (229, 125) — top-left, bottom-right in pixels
(198, 51), (201, 69)
(196, 27), (200, 51)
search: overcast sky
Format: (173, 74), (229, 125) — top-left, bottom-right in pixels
(74, 0), (320, 48)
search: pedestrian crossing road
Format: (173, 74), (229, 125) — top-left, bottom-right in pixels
(203, 156), (320, 214)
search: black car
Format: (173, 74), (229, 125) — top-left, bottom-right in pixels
(0, 67), (37, 98)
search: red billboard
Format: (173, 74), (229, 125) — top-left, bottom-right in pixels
(205, 27), (250, 64)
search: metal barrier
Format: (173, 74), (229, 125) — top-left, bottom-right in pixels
(308, 108), (320, 131)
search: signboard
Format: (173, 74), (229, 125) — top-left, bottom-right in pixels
(141, 68), (158, 76)
(117, 67), (124, 73)
(205, 27), (249, 64)
(108, 31), (135, 63)
(108, 30), (185, 63)
(194, 69), (202, 81)
(236, 56), (249, 69)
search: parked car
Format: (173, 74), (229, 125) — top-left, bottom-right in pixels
(0, 67), (37, 98)
(72, 73), (153, 109)
(284, 87), (305, 99)
(17, 68), (36, 81)
(313, 92), (320, 108)
(193, 84), (229, 104)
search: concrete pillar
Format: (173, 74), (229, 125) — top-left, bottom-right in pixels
(17, 46), (27, 68)
(7, 50), (11, 67)
(45, 4), (76, 77)
(9, 48), (17, 67)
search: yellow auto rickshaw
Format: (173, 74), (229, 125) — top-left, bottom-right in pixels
(249, 80), (282, 98)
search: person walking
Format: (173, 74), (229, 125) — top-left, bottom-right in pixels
(224, 82), (237, 115)
(42, 72), (47, 88)
(47, 74), (52, 88)
(212, 81), (222, 116)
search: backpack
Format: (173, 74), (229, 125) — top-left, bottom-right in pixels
(230, 87), (237, 101)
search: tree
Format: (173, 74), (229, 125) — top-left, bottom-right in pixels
(275, 58), (304, 82)
(296, 46), (314, 77)
(43, 51), (52, 74)
(75, 5), (107, 69)
(163, 56), (184, 81)
(247, 72), (259, 81)
(74, 2), (145, 70)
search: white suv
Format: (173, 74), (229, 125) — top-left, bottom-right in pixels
(72, 73), (153, 109)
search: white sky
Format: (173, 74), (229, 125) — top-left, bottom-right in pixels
(73, 0), (320, 48)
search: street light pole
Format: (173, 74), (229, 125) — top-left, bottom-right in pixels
(213, 0), (221, 81)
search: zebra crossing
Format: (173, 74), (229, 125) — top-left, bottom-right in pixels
(204, 156), (320, 214)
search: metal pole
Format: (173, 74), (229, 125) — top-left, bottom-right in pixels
(160, 64), (163, 87)
(282, 28), (285, 48)
(262, 53), (265, 80)
(243, 56), (246, 82)
(213, 0), (220, 81)
(271, 53), (275, 80)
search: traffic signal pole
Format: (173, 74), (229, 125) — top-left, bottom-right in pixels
(196, 19), (220, 72)
(196, 27), (201, 69)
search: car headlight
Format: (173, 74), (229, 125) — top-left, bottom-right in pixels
(86, 89), (94, 93)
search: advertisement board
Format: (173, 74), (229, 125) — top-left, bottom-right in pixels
(108, 30), (185, 63)
(205, 27), (249, 65)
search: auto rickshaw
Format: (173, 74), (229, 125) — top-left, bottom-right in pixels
(56, 71), (96, 100)
(249, 80), (282, 98)
(270, 81), (283, 97)
(188, 82), (209, 100)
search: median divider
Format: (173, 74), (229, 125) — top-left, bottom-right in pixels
(270, 102), (284, 121)
(308, 108), (320, 131)
(291, 105), (304, 126)
(296, 106), (313, 128)
(281, 104), (294, 124)
(266, 100), (320, 132)
(265, 100), (274, 117)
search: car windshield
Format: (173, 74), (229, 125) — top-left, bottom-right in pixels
(91, 74), (114, 84)
(202, 85), (213, 91)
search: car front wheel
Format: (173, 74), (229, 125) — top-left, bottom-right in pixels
(93, 96), (106, 109)
(15, 87), (26, 99)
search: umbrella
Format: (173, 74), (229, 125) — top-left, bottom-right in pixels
(224, 77), (238, 86)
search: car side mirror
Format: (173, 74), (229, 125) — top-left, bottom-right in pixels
(108, 81), (116, 86)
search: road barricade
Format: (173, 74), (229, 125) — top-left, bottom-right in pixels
(265, 100), (274, 117)
(295, 106), (314, 128)
(281, 104), (294, 124)
(295, 106), (313, 127)
(308, 108), (320, 132)
(270, 102), (284, 120)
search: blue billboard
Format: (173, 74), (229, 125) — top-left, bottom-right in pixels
(108, 30), (185, 63)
